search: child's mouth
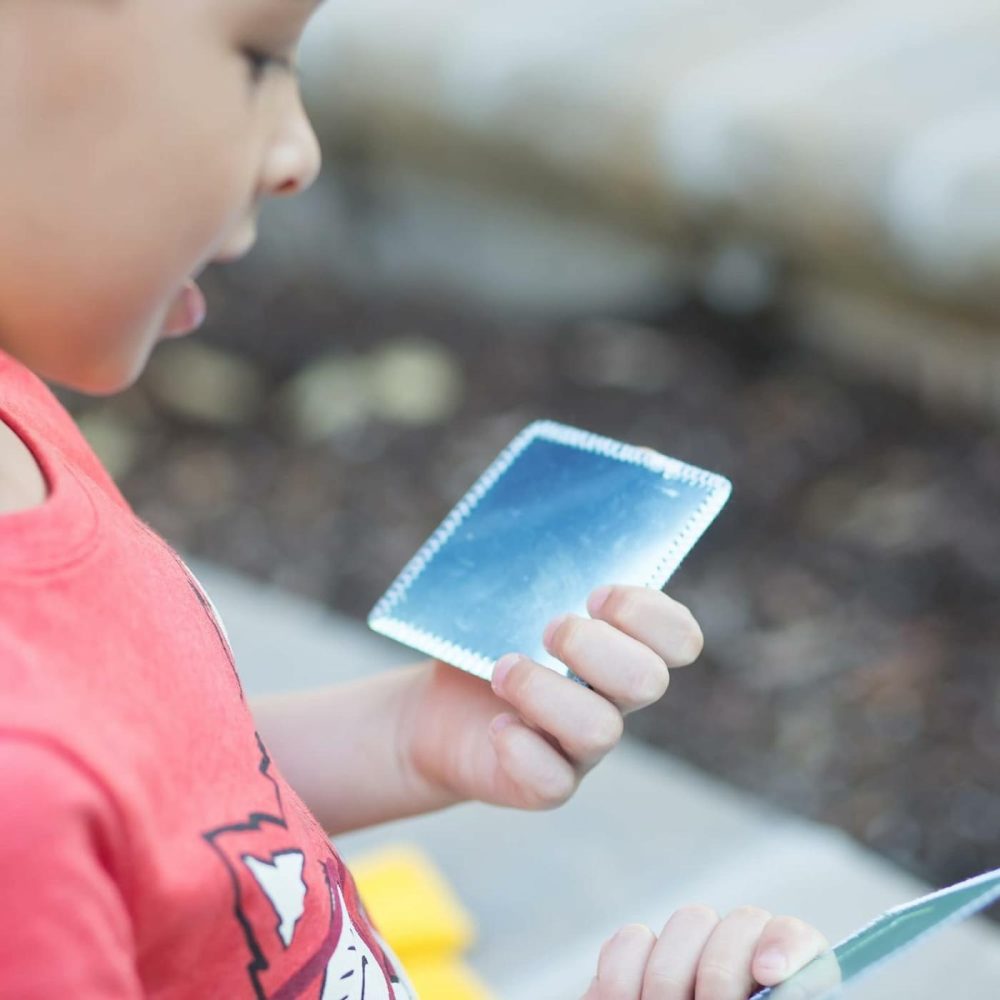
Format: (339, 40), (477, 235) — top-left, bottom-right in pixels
(161, 278), (207, 338)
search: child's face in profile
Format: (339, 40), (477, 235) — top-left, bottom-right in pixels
(0, 0), (323, 394)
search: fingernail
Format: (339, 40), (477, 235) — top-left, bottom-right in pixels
(587, 586), (612, 616)
(601, 929), (622, 953)
(616, 923), (651, 945)
(489, 713), (517, 736)
(542, 615), (569, 652)
(756, 950), (787, 976)
(601, 925), (632, 952)
(492, 653), (519, 690)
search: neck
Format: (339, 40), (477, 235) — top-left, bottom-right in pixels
(0, 417), (49, 514)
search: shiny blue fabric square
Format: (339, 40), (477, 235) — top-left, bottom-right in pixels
(368, 421), (731, 681)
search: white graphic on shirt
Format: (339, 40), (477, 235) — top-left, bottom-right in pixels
(244, 851), (308, 948)
(321, 883), (406, 1000)
(368, 931), (418, 1000)
(176, 556), (235, 656)
(206, 737), (418, 997)
(242, 846), (415, 999)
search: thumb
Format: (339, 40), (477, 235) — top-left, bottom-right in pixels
(580, 924), (656, 1000)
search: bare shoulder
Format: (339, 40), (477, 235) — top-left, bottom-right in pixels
(0, 418), (48, 514)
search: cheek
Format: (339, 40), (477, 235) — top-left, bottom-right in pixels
(0, 21), (260, 389)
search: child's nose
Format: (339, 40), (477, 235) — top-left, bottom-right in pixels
(264, 103), (323, 199)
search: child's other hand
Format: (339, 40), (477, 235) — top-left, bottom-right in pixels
(581, 907), (836, 1000)
(400, 585), (701, 811)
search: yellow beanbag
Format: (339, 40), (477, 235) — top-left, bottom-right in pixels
(394, 956), (493, 1000)
(349, 844), (493, 1000)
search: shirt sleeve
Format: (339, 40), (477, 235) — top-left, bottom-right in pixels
(0, 735), (142, 998)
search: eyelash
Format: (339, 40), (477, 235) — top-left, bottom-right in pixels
(243, 48), (294, 85)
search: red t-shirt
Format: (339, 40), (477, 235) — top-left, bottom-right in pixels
(0, 349), (415, 999)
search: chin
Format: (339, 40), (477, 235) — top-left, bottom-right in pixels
(48, 342), (153, 398)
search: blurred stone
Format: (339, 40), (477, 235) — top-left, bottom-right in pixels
(565, 320), (679, 393)
(753, 567), (836, 626)
(700, 240), (780, 316)
(734, 614), (889, 692)
(367, 336), (464, 425)
(836, 481), (945, 554)
(145, 343), (263, 427)
(279, 354), (373, 442)
(950, 784), (1000, 844)
(774, 705), (837, 773)
(280, 339), (463, 440)
(163, 446), (241, 515)
(74, 410), (141, 481)
(791, 279), (1000, 423)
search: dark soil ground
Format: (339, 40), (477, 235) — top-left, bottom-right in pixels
(66, 264), (1000, 903)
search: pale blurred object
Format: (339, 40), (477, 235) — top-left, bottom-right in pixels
(289, 0), (1000, 419)
(348, 844), (493, 1000)
(277, 337), (464, 442)
(145, 342), (264, 428)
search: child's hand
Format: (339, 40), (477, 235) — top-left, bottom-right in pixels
(398, 585), (702, 810)
(581, 906), (836, 1000)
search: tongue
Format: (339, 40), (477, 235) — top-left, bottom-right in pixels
(162, 278), (207, 338)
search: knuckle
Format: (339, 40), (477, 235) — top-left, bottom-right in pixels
(770, 915), (828, 954)
(768, 914), (808, 936)
(602, 586), (636, 626)
(531, 767), (577, 810)
(675, 613), (705, 665)
(673, 904), (719, 926)
(730, 905), (772, 924)
(623, 655), (669, 708)
(696, 962), (740, 1000)
(588, 707), (624, 754)
(504, 659), (533, 701)
(642, 967), (690, 997)
(550, 615), (579, 661)
(635, 657), (670, 704)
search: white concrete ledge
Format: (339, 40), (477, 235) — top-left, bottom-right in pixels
(296, 0), (1000, 314)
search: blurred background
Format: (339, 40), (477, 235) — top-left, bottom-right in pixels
(65, 0), (1000, 911)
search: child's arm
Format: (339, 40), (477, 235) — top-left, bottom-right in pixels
(582, 907), (836, 1000)
(251, 584), (701, 834)
(250, 665), (459, 835)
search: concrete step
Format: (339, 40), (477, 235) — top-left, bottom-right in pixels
(190, 559), (1000, 999)
(297, 0), (1000, 314)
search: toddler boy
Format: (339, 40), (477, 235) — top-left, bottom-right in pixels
(0, 2), (827, 997)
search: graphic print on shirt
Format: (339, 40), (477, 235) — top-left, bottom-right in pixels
(204, 735), (416, 1000)
(170, 549), (245, 700)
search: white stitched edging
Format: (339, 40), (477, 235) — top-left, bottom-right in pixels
(366, 615), (497, 681)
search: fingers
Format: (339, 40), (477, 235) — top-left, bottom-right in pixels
(695, 906), (772, 1000)
(587, 585), (704, 669)
(585, 908), (830, 1000)
(586, 908), (831, 1000)
(765, 950), (842, 1000)
(752, 916), (832, 988)
(539, 586), (702, 714)
(486, 712), (578, 809)
(641, 905), (720, 999)
(581, 924), (657, 1000)
(491, 654), (624, 768)
(541, 614), (670, 715)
